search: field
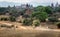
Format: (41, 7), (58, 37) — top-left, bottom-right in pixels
(0, 21), (60, 37)
(0, 28), (60, 37)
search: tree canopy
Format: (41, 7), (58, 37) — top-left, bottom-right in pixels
(31, 12), (48, 22)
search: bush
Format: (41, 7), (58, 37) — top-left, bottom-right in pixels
(9, 16), (16, 22)
(0, 17), (8, 21)
(0, 24), (7, 27)
(0, 24), (14, 28)
(48, 17), (59, 22)
(22, 18), (32, 26)
(56, 23), (60, 29)
(4, 18), (8, 21)
(32, 19), (40, 27)
(0, 18), (3, 21)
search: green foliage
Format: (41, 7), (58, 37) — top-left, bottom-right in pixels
(31, 12), (48, 22)
(32, 19), (40, 27)
(48, 17), (59, 22)
(57, 23), (60, 28)
(0, 7), (7, 12)
(0, 17), (8, 21)
(0, 7), (7, 15)
(34, 6), (52, 14)
(9, 16), (16, 22)
(55, 7), (60, 12)
(22, 18), (32, 26)
(44, 6), (53, 14)
(34, 6), (45, 12)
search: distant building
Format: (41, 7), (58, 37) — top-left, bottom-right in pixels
(55, 2), (59, 7)
(51, 3), (54, 8)
(25, 4), (33, 15)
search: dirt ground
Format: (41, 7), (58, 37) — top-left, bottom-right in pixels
(0, 28), (60, 37)
(0, 21), (60, 37)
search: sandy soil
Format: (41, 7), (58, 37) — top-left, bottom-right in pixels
(0, 21), (60, 37)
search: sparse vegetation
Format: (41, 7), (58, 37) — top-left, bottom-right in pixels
(56, 23), (60, 28)
(22, 18), (32, 26)
(0, 24), (14, 28)
(9, 16), (16, 22)
(32, 19), (40, 27)
(48, 17), (59, 22)
(0, 17), (8, 21)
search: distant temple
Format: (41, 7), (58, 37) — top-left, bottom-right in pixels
(25, 4), (33, 15)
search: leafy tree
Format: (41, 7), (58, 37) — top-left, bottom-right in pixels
(34, 6), (53, 14)
(0, 7), (7, 15)
(31, 12), (48, 22)
(44, 6), (53, 14)
(34, 6), (45, 12)
(55, 7), (60, 12)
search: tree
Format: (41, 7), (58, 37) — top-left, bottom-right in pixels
(34, 6), (53, 14)
(0, 7), (7, 15)
(34, 6), (45, 12)
(31, 12), (48, 22)
(55, 7), (60, 12)
(44, 6), (53, 14)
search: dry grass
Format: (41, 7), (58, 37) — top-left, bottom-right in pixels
(0, 28), (60, 37)
(0, 21), (60, 37)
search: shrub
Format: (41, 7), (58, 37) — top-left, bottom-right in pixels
(0, 24), (14, 28)
(56, 23), (60, 29)
(0, 17), (8, 21)
(0, 18), (3, 21)
(22, 18), (32, 26)
(48, 17), (59, 22)
(9, 16), (16, 22)
(0, 24), (7, 27)
(3, 18), (8, 21)
(32, 19), (40, 27)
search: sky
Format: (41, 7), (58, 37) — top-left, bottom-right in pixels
(0, 0), (60, 7)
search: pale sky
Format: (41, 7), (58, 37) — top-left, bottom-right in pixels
(0, 0), (60, 3)
(0, 0), (60, 7)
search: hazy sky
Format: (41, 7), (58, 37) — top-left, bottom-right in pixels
(0, 0), (59, 3)
(0, 0), (60, 7)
